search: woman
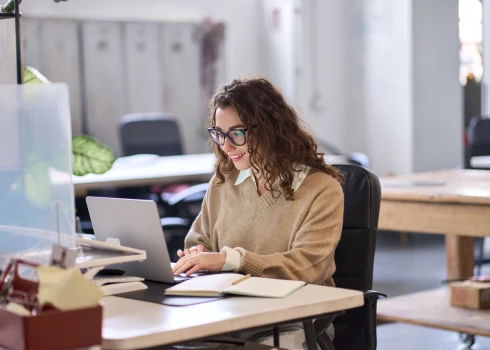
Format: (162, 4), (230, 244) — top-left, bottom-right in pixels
(172, 77), (344, 348)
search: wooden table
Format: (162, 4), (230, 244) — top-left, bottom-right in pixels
(378, 169), (490, 339)
(379, 169), (490, 280)
(73, 153), (350, 197)
(101, 284), (363, 349)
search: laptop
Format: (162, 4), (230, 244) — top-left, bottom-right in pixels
(86, 196), (187, 284)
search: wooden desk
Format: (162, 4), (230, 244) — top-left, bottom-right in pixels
(378, 169), (490, 338)
(378, 288), (490, 338)
(101, 284), (363, 349)
(73, 153), (350, 197)
(379, 169), (490, 280)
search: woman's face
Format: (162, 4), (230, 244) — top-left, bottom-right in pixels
(214, 107), (252, 171)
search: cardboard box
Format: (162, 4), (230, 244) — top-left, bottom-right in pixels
(0, 304), (102, 350)
(449, 281), (490, 310)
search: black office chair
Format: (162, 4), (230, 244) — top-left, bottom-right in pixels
(315, 164), (385, 350)
(464, 116), (490, 275)
(118, 112), (207, 210)
(465, 115), (490, 170)
(120, 113), (184, 157)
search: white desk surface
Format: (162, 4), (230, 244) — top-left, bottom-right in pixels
(101, 284), (363, 349)
(73, 153), (350, 195)
(73, 153), (216, 194)
(471, 156), (490, 169)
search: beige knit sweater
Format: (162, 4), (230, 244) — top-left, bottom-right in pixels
(184, 168), (344, 286)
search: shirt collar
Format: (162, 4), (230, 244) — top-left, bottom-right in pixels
(234, 164), (311, 192)
(234, 168), (256, 186)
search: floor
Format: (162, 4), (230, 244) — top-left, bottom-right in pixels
(373, 231), (490, 350)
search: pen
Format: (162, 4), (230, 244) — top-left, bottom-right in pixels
(232, 274), (251, 285)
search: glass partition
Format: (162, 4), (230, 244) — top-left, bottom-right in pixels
(0, 84), (75, 269)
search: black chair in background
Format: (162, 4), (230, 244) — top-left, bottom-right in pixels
(120, 113), (184, 157)
(118, 112), (207, 207)
(464, 116), (490, 275)
(465, 115), (490, 170)
(315, 164), (385, 350)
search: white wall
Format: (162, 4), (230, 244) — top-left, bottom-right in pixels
(360, 0), (413, 175)
(412, 0), (462, 172)
(483, 0), (490, 115)
(0, 18), (17, 84)
(259, 0), (299, 101)
(342, 0), (461, 175)
(297, 0), (348, 152)
(21, 0), (263, 87)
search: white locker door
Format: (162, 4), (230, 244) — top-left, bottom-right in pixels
(124, 22), (164, 114)
(40, 19), (83, 137)
(210, 23), (227, 93)
(160, 23), (208, 154)
(22, 18), (44, 74)
(0, 18), (17, 84)
(81, 21), (125, 156)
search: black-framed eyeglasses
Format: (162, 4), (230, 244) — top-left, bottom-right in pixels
(207, 127), (255, 146)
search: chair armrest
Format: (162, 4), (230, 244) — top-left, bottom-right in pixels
(363, 289), (386, 349)
(314, 290), (385, 338)
(364, 289), (387, 299)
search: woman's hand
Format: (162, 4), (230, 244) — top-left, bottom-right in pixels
(177, 244), (206, 258)
(172, 252), (226, 276)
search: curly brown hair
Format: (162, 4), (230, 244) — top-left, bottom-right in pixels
(209, 77), (344, 200)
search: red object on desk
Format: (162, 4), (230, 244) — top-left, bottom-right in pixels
(0, 258), (103, 350)
(0, 304), (103, 350)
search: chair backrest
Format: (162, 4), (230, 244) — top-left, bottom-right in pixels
(331, 164), (381, 350)
(467, 116), (490, 168)
(119, 113), (184, 156)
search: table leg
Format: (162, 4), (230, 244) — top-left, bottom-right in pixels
(445, 235), (474, 280)
(273, 326), (279, 347)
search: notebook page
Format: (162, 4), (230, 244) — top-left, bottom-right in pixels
(164, 273), (241, 295)
(224, 277), (306, 298)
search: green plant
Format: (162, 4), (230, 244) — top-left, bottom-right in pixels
(24, 66), (115, 176)
(1, 0), (115, 177)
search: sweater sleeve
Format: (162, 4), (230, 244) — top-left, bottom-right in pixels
(183, 178), (215, 252)
(234, 179), (344, 285)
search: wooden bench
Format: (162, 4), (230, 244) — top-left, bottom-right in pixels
(377, 288), (490, 338)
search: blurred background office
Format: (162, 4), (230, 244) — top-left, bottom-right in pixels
(2, 1), (490, 348)
(13, 0), (487, 176)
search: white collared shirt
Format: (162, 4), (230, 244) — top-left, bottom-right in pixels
(220, 164), (311, 271)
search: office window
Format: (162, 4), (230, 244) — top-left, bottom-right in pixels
(459, 0), (483, 85)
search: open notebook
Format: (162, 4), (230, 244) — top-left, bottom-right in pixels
(164, 273), (306, 298)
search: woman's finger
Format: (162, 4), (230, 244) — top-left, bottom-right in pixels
(184, 249), (191, 256)
(172, 259), (182, 273)
(196, 244), (205, 253)
(186, 264), (202, 276)
(177, 249), (184, 257)
(174, 259), (195, 276)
